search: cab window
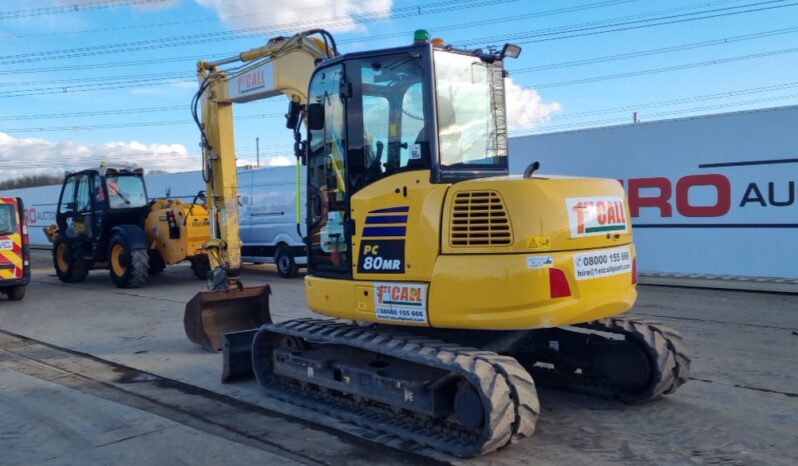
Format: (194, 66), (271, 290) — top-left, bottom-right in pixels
(59, 176), (77, 213)
(351, 54), (429, 191)
(75, 174), (91, 212)
(106, 175), (148, 209)
(307, 64), (350, 276)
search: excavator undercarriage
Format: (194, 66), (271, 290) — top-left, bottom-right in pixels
(217, 315), (689, 457)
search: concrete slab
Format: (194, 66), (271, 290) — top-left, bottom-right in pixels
(1, 250), (796, 465)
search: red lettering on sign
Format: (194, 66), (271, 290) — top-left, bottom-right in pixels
(606, 203), (617, 224)
(596, 201), (607, 225)
(572, 202), (586, 234)
(628, 177), (672, 217)
(675, 174), (731, 217)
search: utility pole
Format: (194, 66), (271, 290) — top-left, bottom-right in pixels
(256, 137), (260, 167)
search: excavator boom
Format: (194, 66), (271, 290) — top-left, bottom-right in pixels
(184, 31), (336, 351)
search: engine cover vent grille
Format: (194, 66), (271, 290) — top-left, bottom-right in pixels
(450, 191), (512, 247)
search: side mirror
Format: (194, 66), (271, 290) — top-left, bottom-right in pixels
(285, 101), (302, 129)
(307, 103), (325, 131)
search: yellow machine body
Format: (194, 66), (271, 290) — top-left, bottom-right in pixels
(145, 198), (210, 265)
(306, 170), (636, 329)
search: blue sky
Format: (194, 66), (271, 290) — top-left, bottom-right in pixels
(0, 0), (796, 179)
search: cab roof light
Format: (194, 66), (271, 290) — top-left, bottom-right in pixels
(501, 43), (522, 59)
(414, 29), (430, 44)
(431, 37), (445, 47)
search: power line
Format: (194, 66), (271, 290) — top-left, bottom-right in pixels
(0, 105), (186, 121)
(8, 22), (793, 92)
(4, 81), (797, 133)
(5, 81), (795, 123)
(0, 0), (518, 65)
(4, 38), (793, 99)
(460, 0), (798, 48)
(0, 113), (287, 132)
(0, 0), (169, 20)
(512, 95), (798, 136)
(0, 0), (645, 76)
(526, 47), (798, 90)
(543, 81), (798, 120)
(510, 26), (798, 73)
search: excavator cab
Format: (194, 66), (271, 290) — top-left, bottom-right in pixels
(303, 39), (512, 278)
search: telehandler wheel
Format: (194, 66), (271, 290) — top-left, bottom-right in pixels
(52, 238), (89, 283)
(190, 257), (211, 280)
(6, 286), (25, 301)
(108, 234), (149, 288)
(148, 250), (166, 276)
(275, 246), (298, 278)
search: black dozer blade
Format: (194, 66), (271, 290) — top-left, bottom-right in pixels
(184, 285), (272, 352)
(221, 328), (258, 382)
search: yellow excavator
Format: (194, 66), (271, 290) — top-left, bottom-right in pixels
(184, 30), (690, 457)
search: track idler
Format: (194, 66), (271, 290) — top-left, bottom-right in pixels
(184, 285), (272, 352)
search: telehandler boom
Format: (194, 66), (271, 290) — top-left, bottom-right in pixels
(184, 29), (690, 457)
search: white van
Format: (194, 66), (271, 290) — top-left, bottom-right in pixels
(238, 166), (307, 278)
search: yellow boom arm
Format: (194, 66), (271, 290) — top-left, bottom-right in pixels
(193, 32), (332, 290)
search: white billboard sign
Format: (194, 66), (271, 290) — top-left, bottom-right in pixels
(510, 105), (798, 280)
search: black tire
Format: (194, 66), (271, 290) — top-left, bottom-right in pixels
(190, 257), (211, 280)
(52, 238), (89, 283)
(7, 286), (25, 301)
(148, 250), (166, 276)
(108, 234), (149, 288)
(275, 246), (298, 278)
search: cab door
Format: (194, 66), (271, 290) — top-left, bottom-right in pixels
(306, 64), (351, 277)
(73, 173), (95, 239)
(56, 175), (78, 235)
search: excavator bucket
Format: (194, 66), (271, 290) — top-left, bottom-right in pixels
(184, 285), (272, 352)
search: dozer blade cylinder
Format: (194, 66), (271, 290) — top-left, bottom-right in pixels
(184, 285), (272, 352)
(221, 328), (258, 382)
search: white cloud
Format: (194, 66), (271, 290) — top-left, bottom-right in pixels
(267, 155), (293, 166)
(0, 131), (196, 181)
(194, 0), (393, 32)
(505, 79), (562, 131)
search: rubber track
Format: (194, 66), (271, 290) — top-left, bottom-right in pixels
(252, 319), (539, 458)
(534, 316), (691, 403)
(583, 317), (690, 402)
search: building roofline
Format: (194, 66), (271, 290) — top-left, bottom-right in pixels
(512, 104), (798, 141)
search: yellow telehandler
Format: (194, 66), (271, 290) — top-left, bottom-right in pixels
(184, 30), (690, 457)
(47, 164), (211, 288)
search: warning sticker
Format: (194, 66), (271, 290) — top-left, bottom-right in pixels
(574, 246), (632, 280)
(566, 197), (628, 238)
(374, 282), (428, 323)
(527, 255), (553, 269)
(0, 240), (12, 250)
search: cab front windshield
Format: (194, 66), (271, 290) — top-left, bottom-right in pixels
(104, 175), (147, 209)
(434, 51), (507, 169)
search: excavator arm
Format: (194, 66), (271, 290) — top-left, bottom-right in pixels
(184, 31), (336, 351)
